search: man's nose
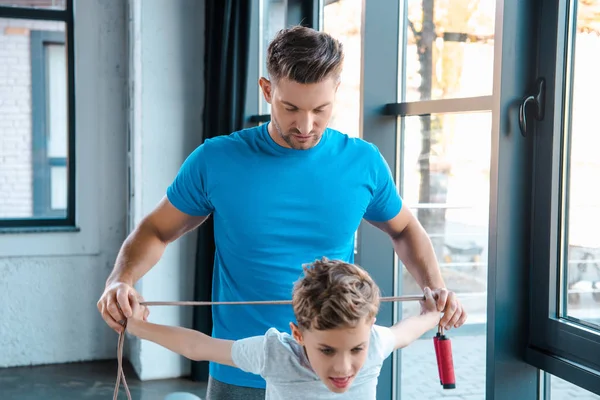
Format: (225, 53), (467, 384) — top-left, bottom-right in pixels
(297, 113), (313, 135)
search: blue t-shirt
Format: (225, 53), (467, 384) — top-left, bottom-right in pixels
(166, 123), (402, 388)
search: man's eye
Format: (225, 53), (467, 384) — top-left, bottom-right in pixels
(314, 109), (324, 114)
(351, 347), (364, 353)
(285, 108), (296, 112)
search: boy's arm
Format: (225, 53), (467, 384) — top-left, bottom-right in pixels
(390, 311), (440, 350)
(127, 319), (235, 367)
(390, 286), (441, 350)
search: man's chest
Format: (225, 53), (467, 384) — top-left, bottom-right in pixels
(207, 159), (375, 248)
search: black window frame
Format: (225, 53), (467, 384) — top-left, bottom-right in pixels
(526, 0), (600, 395)
(0, 0), (76, 230)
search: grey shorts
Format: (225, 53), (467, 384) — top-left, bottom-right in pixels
(205, 376), (266, 400)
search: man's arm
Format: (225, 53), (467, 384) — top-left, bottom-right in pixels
(126, 318), (235, 366)
(98, 196), (208, 332)
(369, 206), (443, 289)
(107, 196), (208, 286)
(368, 206), (467, 330)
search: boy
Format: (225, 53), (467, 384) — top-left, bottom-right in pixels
(126, 258), (441, 399)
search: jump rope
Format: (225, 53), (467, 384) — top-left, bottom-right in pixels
(113, 295), (456, 400)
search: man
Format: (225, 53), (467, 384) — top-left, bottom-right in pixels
(98, 26), (467, 400)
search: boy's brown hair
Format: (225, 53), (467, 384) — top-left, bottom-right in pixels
(292, 258), (381, 330)
(266, 25), (344, 84)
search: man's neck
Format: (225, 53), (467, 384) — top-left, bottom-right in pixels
(267, 121), (291, 149)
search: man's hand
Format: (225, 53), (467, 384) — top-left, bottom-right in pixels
(427, 288), (467, 330)
(419, 287), (439, 315)
(97, 282), (149, 333)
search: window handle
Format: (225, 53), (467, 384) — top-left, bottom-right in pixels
(519, 78), (545, 137)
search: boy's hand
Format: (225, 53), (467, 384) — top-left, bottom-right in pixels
(419, 287), (440, 317)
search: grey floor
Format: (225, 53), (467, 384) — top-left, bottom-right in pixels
(0, 359), (207, 400)
(2, 340), (599, 400)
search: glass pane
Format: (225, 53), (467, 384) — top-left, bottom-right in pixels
(0, 0), (66, 10)
(400, 112), (491, 398)
(323, 0), (363, 255)
(549, 372), (600, 399)
(46, 43), (67, 158)
(323, 0), (362, 138)
(50, 165), (66, 210)
(0, 18), (68, 220)
(260, 0), (287, 115)
(562, 0), (600, 328)
(403, 0), (496, 102)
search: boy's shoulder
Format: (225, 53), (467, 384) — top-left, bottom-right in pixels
(261, 328), (314, 376)
(368, 325), (396, 361)
(232, 328), (315, 380)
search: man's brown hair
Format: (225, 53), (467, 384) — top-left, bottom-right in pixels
(266, 26), (344, 84)
(292, 258), (381, 330)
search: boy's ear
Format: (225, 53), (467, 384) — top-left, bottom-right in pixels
(290, 322), (304, 345)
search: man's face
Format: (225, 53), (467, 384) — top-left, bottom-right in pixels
(290, 318), (373, 393)
(259, 76), (339, 150)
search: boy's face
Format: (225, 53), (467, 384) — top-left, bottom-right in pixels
(290, 318), (374, 393)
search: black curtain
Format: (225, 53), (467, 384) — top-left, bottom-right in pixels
(191, 0), (251, 382)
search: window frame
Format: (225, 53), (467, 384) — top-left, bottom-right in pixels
(0, 0), (76, 230)
(363, 0), (543, 398)
(526, 0), (600, 395)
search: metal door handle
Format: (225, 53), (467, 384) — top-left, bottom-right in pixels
(519, 78), (545, 136)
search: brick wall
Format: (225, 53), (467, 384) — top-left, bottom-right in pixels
(0, 18), (64, 218)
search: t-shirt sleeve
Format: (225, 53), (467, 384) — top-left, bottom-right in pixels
(363, 145), (403, 222)
(372, 325), (397, 360)
(231, 335), (267, 376)
(166, 143), (214, 216)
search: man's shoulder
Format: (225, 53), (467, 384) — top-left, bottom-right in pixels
(326, 128), (381, 156)
(201, 126), (262, 153)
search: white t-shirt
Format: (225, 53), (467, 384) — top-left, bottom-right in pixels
(231, 325), (396, 399)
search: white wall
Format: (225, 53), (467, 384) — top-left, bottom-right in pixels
(0, 1), (128, 366)
(0, 0), (205, 380)
(126, 0), (205, 381)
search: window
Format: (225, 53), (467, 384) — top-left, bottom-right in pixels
(528, 0), (600, 395)
(244, 0), (600, 397)
(322, 0), (362, 138)
(389, 1), (495, 398)
(0, 0), (65, 10)
(259, 0), (287, 116)
(247, 0), (319, 125)
(0, 0), (74, 229)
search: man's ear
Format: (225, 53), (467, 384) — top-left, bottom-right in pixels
(259, 77), (273, 104)
(290, 322), (304, 345)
